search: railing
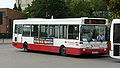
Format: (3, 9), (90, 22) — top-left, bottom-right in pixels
(0, 39), (12, 44)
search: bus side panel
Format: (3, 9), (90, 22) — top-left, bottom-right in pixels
(28, 44), (60, 53)
(66, 48), (108, 55)
(28, 44), (49, 52)
(48, 46), (60, 53)
(12, 42), (23, 49)
(66, 48), (81, 55)
(12, 42), (60, 53)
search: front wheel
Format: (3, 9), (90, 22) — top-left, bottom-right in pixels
(60, 46), (66, 56)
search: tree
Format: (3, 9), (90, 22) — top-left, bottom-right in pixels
(23, 4), (32, 18)
(30, 0), (69, 18)
(13, 3), (18, 10)
(104, 0), (120, 18)
(18, 4), (22, 11)
(90, 0), (109, 18)
(68, 0), (109, 18)
(69, 0), (92, 17)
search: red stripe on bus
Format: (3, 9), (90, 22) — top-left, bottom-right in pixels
(12, 42), (109, 55)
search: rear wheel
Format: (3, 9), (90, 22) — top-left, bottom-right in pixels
(60, 46), (66, 56)
(23, 42), (29, 52)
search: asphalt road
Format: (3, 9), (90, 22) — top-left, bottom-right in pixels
(0, 44), (120, 68)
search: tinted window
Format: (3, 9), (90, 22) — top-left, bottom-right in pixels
(23, 25), (31, 36)
(113, 24), (120, 43)
(81, 25), (106, 41)
(68, 25), (79, 39)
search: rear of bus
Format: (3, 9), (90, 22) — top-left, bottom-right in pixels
(110, 19), (120, 59)
(79, 18), (109, 55)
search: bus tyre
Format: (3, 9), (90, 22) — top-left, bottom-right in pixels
(60, 46), (66, 56)
(23, 42), (29, 52)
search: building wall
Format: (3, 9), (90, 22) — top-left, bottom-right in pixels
(0, 8), (24, 33)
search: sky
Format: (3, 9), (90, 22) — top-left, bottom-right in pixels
(0, 0), (15, 9)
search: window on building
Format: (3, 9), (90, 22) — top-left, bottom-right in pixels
(0, 12), (3, 25)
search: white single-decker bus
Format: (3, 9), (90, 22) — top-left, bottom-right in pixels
(110, 19), (120, 59)
(12, 18), (109, 56)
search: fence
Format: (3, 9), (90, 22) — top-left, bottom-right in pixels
(0, 33), (12, 44)
(0, 39), (12, 44)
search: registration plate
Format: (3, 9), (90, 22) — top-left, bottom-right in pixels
(92, 51), (98, 54)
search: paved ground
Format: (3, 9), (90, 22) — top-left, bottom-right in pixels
(0, 44), (120, 68)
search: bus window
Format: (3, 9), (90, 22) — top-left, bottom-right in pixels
(23, 25), (31, 37)
(80, 25), (106, 41)
(55, 25), (59, 38)
(63, 25), (67, 39)
(68, 25), (79, 39)
(39, 25), (48, 37)
(59, 25), (67, 39)
(15, 25), (18, 33)
(31, 25), (38, 38)
(15, 24), (22, 34)
(59, 25), (63, 38)
(113, 24), (120, 43)
(49, 25), (55, 37)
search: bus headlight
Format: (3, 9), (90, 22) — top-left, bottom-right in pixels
(83, 49), (86, 51)
(104, 49), (106, 51)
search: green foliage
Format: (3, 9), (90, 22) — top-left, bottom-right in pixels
(23, 4), (32, 18)
(18, 4), (22, 11)
(90, 0), (109, 18)
(13, 3), (18, 10)
(68, 0), (109, 18)
(24, 0), (110, 18)
(0, 33), (12, 39)
(104, 0), (120, 19)
(30, 0), (69, 18)
(30, 0), (46, 18)
(69, 0), (92, 17)
(13, 3), (22, 11)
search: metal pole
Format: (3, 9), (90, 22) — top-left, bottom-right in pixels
(46, 0), (48, 18)
(3, 34), (4, 43)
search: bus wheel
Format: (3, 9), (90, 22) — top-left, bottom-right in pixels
(60, 46), (66, 56)
(23, 42), (29, 52)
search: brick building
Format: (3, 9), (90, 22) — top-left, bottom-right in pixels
(0, 8), (24, 34)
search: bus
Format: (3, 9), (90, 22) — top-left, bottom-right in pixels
(12, 18), (109, 56)
(110, 19), (120, 59)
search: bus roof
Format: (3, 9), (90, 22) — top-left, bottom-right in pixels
(112, 19), (120, 24)
(14, 18), (107, 25)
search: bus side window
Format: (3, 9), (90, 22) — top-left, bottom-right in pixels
(15, 24), (22, 34)
(49, 25), (55, 38)
(68, 25), (79, 39)
(55, 25), (59, 38)
(59, 25), (67, 39)
(39, 25), (48, 38)
(23, 24), (31, 37)
(31, 25), (38, 38)
(15, 24), (18, 34)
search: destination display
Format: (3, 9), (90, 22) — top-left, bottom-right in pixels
(85, 19), (106, 24)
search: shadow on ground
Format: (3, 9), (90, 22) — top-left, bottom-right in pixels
(16, 49), (109, 59)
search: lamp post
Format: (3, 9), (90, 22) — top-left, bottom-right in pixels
(46, 0), (48, 18)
